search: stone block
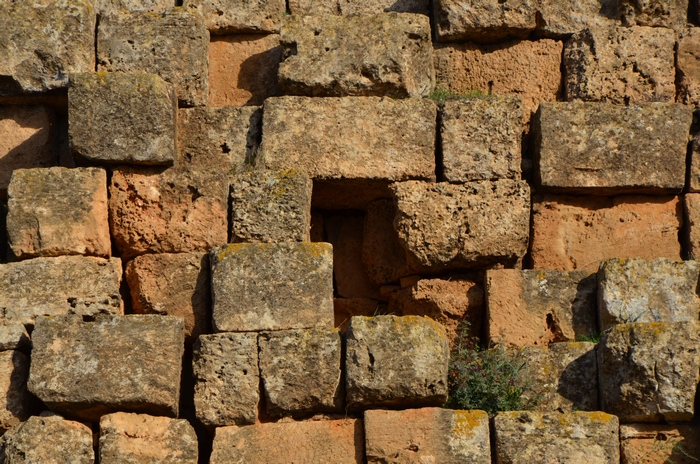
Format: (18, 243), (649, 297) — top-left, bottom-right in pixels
(68, 72), (177, 165)
(685, 194), (700, 257)
(99, 412), (198, 464)
(0, 321), (30, 352)
(334, 298), (381, 331)
(279, 14), (434, 98)
(93, 0), (174, 14)
(620, 424), (700, 464)
(433, 0), (537, 42)
(0, 351), (30, 433)
(28, 314), (185, 421)
(564, 26), (676, 104)
(677, 29), (700, 107)
(537, 0), (619, 37)
(258, 327), (342, 417)
(0, 1), (95, 94)
(230, 169), (312, 243)
(531, 195), (682, 271)
(0, 415), (94, 464)
(598, 322), (700, 422)
(8, 167), (110, 259)
(619, 0), (688, 30)
(391, 180), (530, 271)
(0, 256), (123, 327)
(192, 333), (259, 427)
(184, 0), (284, 34)
(211, 243), (334, 332)
(362, 199), (411, 285)
(210, 419), (364, 464)
(261, 96), (436, 209)
(126, 252), (210, 342)
(535, 102), (691, 194)
(289, 0), (429, 15)
(486, 269), (598, 347)
(345, 315), (449, 409)
(97, 9), (209, 107)
(494, 411), (620, 463)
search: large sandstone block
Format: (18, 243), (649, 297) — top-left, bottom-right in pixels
(365, 408), (490, 463)
(0, 351), (30, 434)
(677, 29), (700, 107)
(184, 0), (285, 34)
(7, 167), (110, 259)
(261, 96), (436, 209)
(620, 424), (700, 464)
(433, 0), (537, 42)
(28, 315), (185, 421)
(537, 0), (619, 37)
(0, 1), (95, 94)
(619, 0), (688, 30)
(211, 420), (363, 463)
(289, 0), (430, 15)
(279, 14), (434, 98)
(598, 322), (700, 422)
(362, 199), (411, 285)
(391, 180), (530, 271)
(97, 9), (209, 107)
(494, 411), (620, 463)
(535, 102), (691, 194)
(531, 195), (682, 271)
(486, 269), (597, 346)
(68, 72), (177, 165)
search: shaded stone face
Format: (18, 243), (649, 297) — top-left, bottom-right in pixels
(362, 199), (411, 285)
(0, 321), (30, 352)
(620, 424), (700, 464)
(618, 0), (688, 30)
(433, 0), (537, 42)
(184, 0), (285, 34)
(677, 30), (700, 107)
(685, 194), (700, 258)
(0, 351), (30, 434)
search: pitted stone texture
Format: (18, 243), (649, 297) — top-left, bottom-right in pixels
(486, 269), (598, 347)
(535, 102), (691, 194)
(0, 351), (30, 433)
(365, 408), (490, 464)
(68, 72), (177, 165)
(279, 14), (434, 98)
(685, 194), (700, 258)
(230, 169), (312, 243)
(345, 315), (449, 409)
(210, 419), (364, 464)
(598, 322), (700, 422)
(99, 413), (198, 464)
(619, 0), (688, 30)
(193, 333), (259, 427)
(494, 411), (620, 463)
(126, 252), (210, 342)
(598, 258), (700, 330)
(0, 1), (95, 95)
(211, 243), (333, 332)
(363, 199), (411, 285)
(259, 327), (342, 417)
(0, 256), (123, 328)
(433, 0), (537, 42)
(564, 26), (676, 104)
(620, 424), (700, 464)
(8, 167), (110, 259)
(537, 0), (620, 37)
(261, 96), (436, 209)
(289, 0), (429, 15)
(0, 321), (30, 352)
(531, 195), (682, 271)
(93, 0), (174, 14)
(97, 9), (209, 107)
(0, 415), (94, 464)
(678, 30), (700, 107)
(28, 315), (185, 422)
(391, 180), (530, 271)
(184, 0), (285, 34)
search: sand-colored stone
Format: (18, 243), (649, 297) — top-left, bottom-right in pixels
(362, 199), (411, 285)
(433, 0), (537, 42)
(620, 424), (700, 464)
(537, 0), (619, 37)
(92, 0), (173, 13)
(0, 321), (30, 352)
(678, 29), (700, 107)
(0, 351), (30, 434)
(334, 298), (381, 331)
(289, 0), (429, 15)
(685, 194), (700, 258)
(184, 0), (285, 34)
(619, 0), (688, 30)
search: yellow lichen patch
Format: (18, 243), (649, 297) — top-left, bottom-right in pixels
(581, 411), (616, 424)
(452, 410), (487, 439)
(214, 243), (246, 262)
(300, 242), (332, 258)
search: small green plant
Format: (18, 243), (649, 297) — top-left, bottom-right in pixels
(637, 434), (699, 464)
(575, 332), (602, 343)
(426, 86), (490, 106)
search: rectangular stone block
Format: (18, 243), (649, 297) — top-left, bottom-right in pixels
(97, 9), (209, 107)
(619, 0), (688, 30)
(0, 351), (30, 434)
(620, 424), (700, 464)
(0, 321), (30, 352)
(184, 0), (284, 34)
(531, 195), (682, 271)
(685, 194), (700, 258)
(93, 0), (174, 14)
(486, 269), (597, 347)
(535, 102), (691, 194)
(69, 72), (177, 165)
(537, 0), (619, 37)
(365, 408), (490, 463)
(210, 243), (334, 332)
(677, 30), (700, 107)
(433, 0), (537, 42)
(28, 315), (185, 421)
(289, 0), (429, 15)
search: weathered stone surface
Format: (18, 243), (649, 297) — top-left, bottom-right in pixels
(433, 0), (537, 42)
(208, 34), (282, 107)
(230, 169), (312, 243)
(564, 26), (676, 104)
(494, 411), (620, 463)
(99, 412), (198, 464)
(345, 315), (449, 409)
(531, 195), (682, 271)
(8, 167), (110, 259)
(0, 321), (30, 352)
(363, 199), (411, 285)
(598, 322), (700, 422)
(97, 9), (209, 107)
(0, 256), (123, 327)
(92, 0), (173, 14)
(193, 333), (259, 427)
(0, 351), (30, 433)
(365, 408), (490, 464)
(279, 14), (434, 98)
(486, 269), (598, 346)
(620, 424), (700, 464)
(261, 96), (436, 209)
(184, 0), (284, 34)
(685, 194), (700, 258)
(391, 180), (530, 271)
(0, 1), (95, 95)
(69, 72), (177, 165)
(677, 29), (700, 107)
(28, 315), (185, 421)
(126, 252), (210, 342)
(259, 327), (342, 417)
(537, 0), (619, 37)
(334, 298), (381, 331)
(619, 0), (688, 30)
(289, 0), (429, 15)
(0, 415), (94, 464)
(535, 102), (691, 194)
(211, 243), (333, 332)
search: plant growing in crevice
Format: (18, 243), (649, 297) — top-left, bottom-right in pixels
(426, 85), (491, 106)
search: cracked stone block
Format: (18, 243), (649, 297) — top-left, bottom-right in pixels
(433, 0), (537, 42)
(184, 0), (285, 34)
(0, 351), (30, 434)
(620, 424), (700, 464)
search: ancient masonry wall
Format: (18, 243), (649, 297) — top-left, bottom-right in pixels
(1, 0), (700, 463)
